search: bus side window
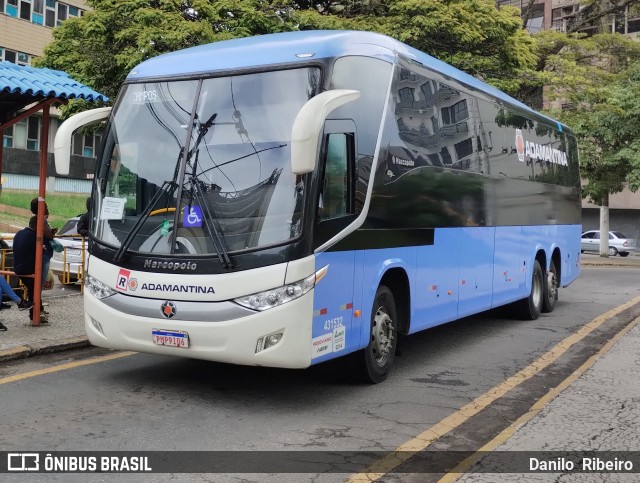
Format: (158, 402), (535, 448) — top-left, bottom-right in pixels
(318, 133), (354, 222)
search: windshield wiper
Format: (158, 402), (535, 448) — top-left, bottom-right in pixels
(180, 112), (233, 269)
(112, 178), (179, 263)
(187, 178), (233, 269)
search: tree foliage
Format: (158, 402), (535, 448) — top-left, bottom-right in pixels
(541, 33), (640, 205)
(36, 0), (301, 100)
(562, 63), (640, 205)
(296, 0), (538, 94)
(36, 0), (539, 102)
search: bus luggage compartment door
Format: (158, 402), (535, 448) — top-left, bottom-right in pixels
(310, 251), (355, 364)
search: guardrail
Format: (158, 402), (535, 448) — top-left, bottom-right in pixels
(0, 247), (27, 300)
(0, 234), (85, 294)
(52, 234), (86, 292)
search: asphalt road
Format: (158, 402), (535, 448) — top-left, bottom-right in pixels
(1, 266), (639, 482)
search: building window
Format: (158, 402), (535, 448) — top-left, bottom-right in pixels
(440, 146), (452, 165)
(27, 116), (39, 151)
(2, 126), (13, 148)
(442, 100), (469, 125)
(56, 2), (66, 25)
(32, 0), (43, 24)
(73, 132), (101, 158)
(524, 3), (545, 34)
(19, 0), (31, 20)
(398, 87), (415, 108)
(12, 120), (27, 150)
(3, 0), (84, 27)
(420, 81), (436, 108)
(454, 138), (473, 160)
(5, 0), (18, 17)
(3, 49), (16, 63)
(0, 47), (31, 65)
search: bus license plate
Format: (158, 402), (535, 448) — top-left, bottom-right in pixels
(152, 329), (189, 348)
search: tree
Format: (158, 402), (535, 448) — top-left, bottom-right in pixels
(37, 0), (539, 103)
(296, 0), (538, 94)
(547, 56), (640, 256)
(36, 0), (301, 101)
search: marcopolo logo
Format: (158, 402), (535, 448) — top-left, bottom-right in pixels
(143, 260), (198, 271)
(160, 301), (176, 319)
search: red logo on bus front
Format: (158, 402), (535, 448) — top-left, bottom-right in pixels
(116, 269), (131, 291)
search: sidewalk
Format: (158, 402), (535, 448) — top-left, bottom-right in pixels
(456, 320), (640, 480)
(0, 285), (87, 361)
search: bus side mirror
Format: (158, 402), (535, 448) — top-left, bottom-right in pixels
(290, 89), (360, 175)
(54, 107), (112, 175)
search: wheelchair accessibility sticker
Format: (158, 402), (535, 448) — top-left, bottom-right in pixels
(183, 206), (203, 228)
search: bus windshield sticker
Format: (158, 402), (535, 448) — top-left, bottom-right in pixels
(183, 206), (203, 228)
(101, 197), (126, 220)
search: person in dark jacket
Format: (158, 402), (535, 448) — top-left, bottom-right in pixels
(76, 197), (91, 237)
(28, 198), (57, 290)
(13, 199), (56, 323)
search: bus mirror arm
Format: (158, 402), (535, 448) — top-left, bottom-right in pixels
(54, 107), (112, 175)
(290, 89), (360, 175)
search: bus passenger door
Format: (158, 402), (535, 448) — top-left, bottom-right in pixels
(311, 121), (358, 364)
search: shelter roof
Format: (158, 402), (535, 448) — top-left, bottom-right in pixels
(0, 61), (108, 121)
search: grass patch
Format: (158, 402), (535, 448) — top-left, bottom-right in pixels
(0, 212), (31, 231)
(0, 190), (88, 230)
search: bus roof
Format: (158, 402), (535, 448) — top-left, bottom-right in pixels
(127, 30), (567, 132)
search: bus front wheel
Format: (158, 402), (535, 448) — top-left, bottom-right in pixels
(357, 285), (397, 384)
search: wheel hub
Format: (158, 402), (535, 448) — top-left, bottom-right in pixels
(547, 270), (557, 301)
(372, 308), (395, 364)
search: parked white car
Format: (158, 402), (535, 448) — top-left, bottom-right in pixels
(50, 217), (86, 283)
(581, 230), (636, 257)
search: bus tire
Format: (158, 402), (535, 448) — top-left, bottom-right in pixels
(516, 260), (543, 320)
(541, 259), (558, 313)
(357, 285), (397, 384)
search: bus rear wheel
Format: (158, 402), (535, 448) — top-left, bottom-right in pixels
(357, 285), (397, 384)
(541, 259), (558, 313)
(515, 260), (543, 320)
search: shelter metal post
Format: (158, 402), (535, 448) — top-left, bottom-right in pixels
(32, 105), (50, 325)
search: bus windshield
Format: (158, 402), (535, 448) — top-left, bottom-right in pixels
(94, 67), (321, 258)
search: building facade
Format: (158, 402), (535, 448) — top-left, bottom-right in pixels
(498, 0), (640, 37)
(1, 0), (97, 192)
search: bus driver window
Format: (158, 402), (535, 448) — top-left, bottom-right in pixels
(318, 133), (350, 221)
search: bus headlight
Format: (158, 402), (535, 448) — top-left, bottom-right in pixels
(234, 265), (328, 311)
(85, 275), (117, 299)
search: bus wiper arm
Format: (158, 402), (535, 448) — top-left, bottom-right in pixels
(113, 180), (178, 263)
(190, 179), (233, 269)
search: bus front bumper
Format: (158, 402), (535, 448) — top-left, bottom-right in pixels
(83, 291), (314, 368)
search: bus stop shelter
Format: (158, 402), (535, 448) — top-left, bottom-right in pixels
(0, 61), (107, 325)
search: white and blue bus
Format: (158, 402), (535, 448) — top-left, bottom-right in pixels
(55, 31), (581, 383)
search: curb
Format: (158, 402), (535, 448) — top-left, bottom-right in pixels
(581, 262), (640, 268)
(0, 336), (90, 363)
